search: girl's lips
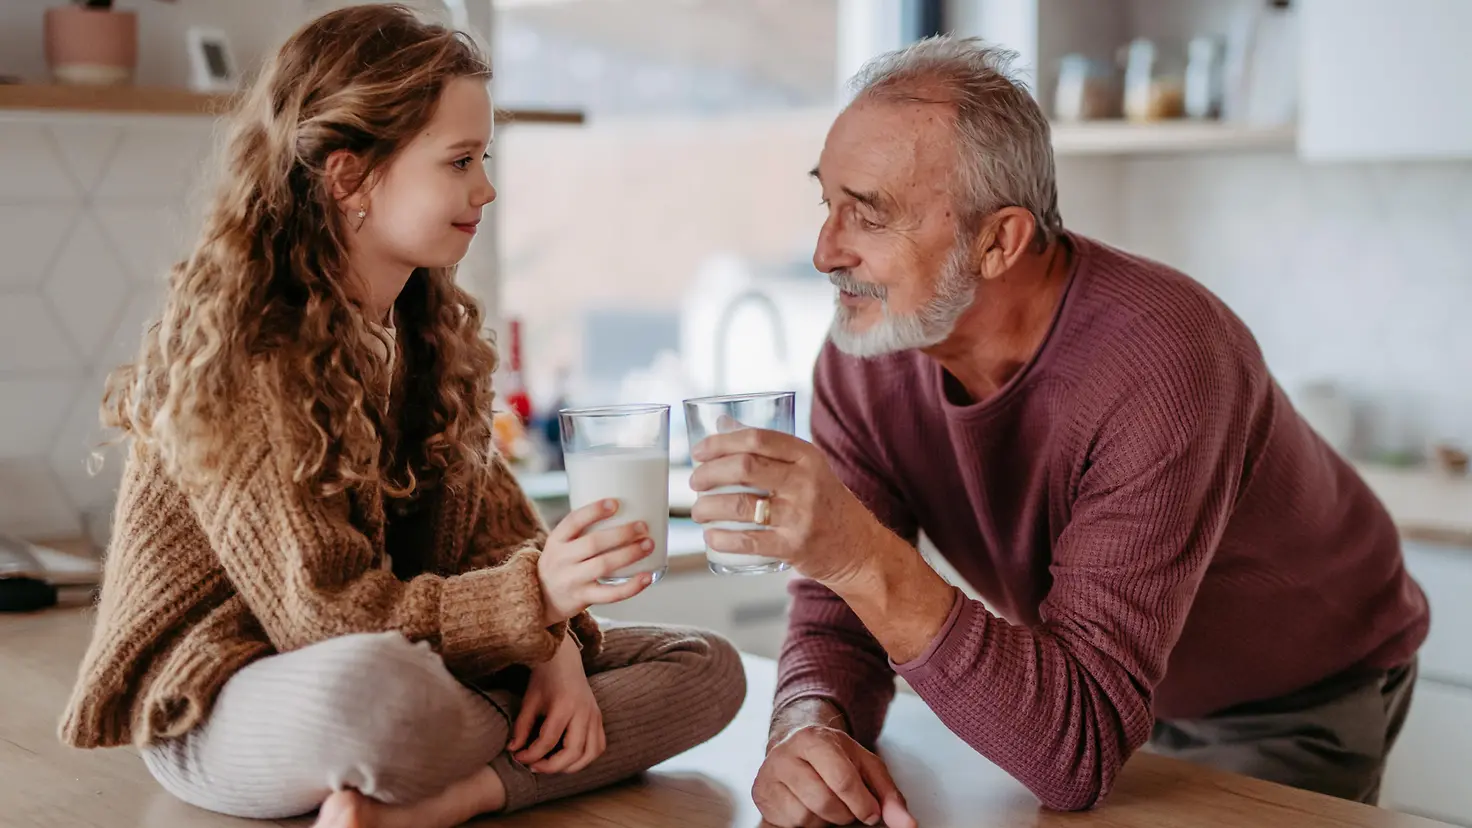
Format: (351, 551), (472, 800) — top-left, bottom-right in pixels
(453, 222), (479, 235)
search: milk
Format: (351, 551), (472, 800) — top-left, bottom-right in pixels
(701, 483), (786, 572)
(563, 447), (669, 583)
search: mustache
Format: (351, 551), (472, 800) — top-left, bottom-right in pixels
(829, 270), (886, 300)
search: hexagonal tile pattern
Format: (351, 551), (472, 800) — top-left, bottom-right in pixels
(0, 458), (83, 539)
(94, 205), (186, 284)
(0, 124), (77, 201)
(50, 374), (123, 515)
(0, 295), (82, 373)
(45, 122), (124, 198)
(42, 213), (131, 362)
(92, 122), (215, 205)
(0, 205), (77, 290)
(0, 378), (80, 459)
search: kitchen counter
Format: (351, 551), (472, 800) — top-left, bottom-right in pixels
(0, 606), (1452, 828)
(1357, 464), (1472, 550)
(519, 462), (1472, 555)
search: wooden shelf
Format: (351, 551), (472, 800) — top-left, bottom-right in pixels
(0, 83), (584, 125)
(0, 83), (231, 115)
(1051, 120), (1297, 156)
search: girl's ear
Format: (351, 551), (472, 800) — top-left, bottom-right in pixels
(324, 149), (368, 204)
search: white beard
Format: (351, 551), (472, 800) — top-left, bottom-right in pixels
(828, 242), (977, 358)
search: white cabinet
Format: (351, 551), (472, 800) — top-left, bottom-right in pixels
(947, 0), (1472, 161)
(1382, 542), (1472, 826)
(1382, 681), (1472, 826)
(1403, 542), (1472, 687)
(593, 563), (796, 660)
(1299, 0), (1472, 161)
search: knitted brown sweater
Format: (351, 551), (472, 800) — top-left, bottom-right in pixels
(59, 376), (601, 750)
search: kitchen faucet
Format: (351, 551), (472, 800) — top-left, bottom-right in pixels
(712, 288), (789, 394)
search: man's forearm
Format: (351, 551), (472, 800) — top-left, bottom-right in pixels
(829, 531), (958, 665)
(768, 696), (850, 752)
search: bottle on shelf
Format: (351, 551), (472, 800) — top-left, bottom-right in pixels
(493, 317), (540, 468)
(502, 317), (533, 425)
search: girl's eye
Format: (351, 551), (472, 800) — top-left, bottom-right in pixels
(452, 153), (492, 171)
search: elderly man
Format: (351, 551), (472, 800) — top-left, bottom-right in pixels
(688, 36), (1428, 827)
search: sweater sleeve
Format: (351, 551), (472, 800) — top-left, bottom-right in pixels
(890, 328), (1254, 811)
(457, 451), (604, 662)
(192, 395), (563, 678)
(771, 346), (915, 746)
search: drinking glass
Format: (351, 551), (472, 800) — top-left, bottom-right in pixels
(684, 392), (795, 576)
(559, 404), (670, 585)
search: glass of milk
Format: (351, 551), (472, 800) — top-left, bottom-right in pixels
(558, 404), (671, 586)
(683, 392), (795, 576)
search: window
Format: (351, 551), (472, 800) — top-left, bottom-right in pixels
(492, 0), (851, 463)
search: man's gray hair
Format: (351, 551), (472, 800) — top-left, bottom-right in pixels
(849, 36), (1062, 248)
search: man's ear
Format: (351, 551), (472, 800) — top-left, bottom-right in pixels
(971, 207), (1037, 281)
(324, 149), (369, 207)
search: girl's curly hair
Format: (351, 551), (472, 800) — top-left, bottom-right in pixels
(104, 4), (499, 499)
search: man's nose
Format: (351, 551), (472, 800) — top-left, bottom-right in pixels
(813, 220), (850, 273)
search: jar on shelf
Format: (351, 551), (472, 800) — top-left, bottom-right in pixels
(1054, 54), (1120, 121)
(1122, 38), (1185, 121)
(1185, 35), (1227, 119)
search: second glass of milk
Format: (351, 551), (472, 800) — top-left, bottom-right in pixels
(683, 392), (795, 576)
(559, 404), (671, 586)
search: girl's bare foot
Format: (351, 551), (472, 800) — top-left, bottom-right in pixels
(311, 767), (509, 828)
(313, 790), (372, 828)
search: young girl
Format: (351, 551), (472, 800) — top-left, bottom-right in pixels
(57, 6), (745, 827)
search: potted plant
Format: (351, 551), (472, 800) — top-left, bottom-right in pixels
(44, 0), (139, 86)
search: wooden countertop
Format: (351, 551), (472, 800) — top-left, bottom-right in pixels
(0, 608), (1454, 827)
(500, 655), (1453, 828)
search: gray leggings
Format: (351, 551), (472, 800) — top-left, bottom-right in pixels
(141, 623), (745, 819)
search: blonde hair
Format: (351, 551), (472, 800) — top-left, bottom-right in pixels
(104, 4), (498, 499)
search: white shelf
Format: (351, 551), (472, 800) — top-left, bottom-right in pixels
(1051, 121), (1297, 156)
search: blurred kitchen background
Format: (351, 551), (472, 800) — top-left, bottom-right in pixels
(1, 1), (1470, 822)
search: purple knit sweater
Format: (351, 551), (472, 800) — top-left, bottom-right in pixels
(774, 234), (1428, 810)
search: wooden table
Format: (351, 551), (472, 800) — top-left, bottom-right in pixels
(0, 606), (1452, 828)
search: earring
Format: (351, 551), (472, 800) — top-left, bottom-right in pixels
(357, 208), (367, 219)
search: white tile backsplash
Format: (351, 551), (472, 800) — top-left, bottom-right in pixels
(0, 296), (83, 374)
(0, 124), (77, 202)
(0, 112), (199, 538)
(1101, 154), (1472, 454)
(95, 205), (186, 283)
(0, 379), (80, 459)
(45, 123), (125, 199)
(43, 214), (132, 361)
(92, 123), (215, 205)
(0, 204), (76, 289)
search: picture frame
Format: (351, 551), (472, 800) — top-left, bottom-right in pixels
(185, 25), (237, 93)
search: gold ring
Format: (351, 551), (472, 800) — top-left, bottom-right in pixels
(752, 496), (772, 527)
